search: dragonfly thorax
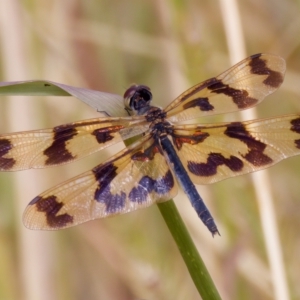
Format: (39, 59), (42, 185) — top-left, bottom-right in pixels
(150, 120), (173, 139)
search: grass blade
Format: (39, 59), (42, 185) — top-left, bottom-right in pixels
(158, 200), (222, 300)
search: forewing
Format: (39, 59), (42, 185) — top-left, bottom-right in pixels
(165, 54), (286, 122)
(23, 135), (177, 230)
(172, 114), (300, 184)
(0, 116), (148, 171)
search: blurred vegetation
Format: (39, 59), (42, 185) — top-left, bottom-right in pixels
(0, 0), (300, 299)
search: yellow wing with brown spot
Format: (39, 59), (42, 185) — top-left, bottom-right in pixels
(172, 114), (300, 184)
(0, 116), (148, 171)
(23, 135), (177, 230)
(165, 53), (285, 122)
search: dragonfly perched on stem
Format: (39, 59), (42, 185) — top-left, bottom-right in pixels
(1, 53), (296, 236)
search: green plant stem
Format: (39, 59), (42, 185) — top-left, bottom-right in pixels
(125, 136), (221, 299)
(157, 200), (222, 300)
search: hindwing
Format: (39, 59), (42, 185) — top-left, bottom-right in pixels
(172, 114), (300, 184)
(23, 135), (177, 230)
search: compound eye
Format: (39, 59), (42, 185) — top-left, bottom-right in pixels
(124, 85), (152, 115)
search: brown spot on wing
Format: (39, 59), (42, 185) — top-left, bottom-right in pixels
(225, 122), (273, 166)
(44, 125), (77, 165)
(249, 53), (284, 88)
(93, 163), (126, 213)
(156, 169), (174, 194)
(131, 143), (161, 161)
(207, 78), (258, 109)
(188, 153), (243, 176)
(93, 163), (118, 190)
(92, 125), (124, 144)
(183, 98), (214, 111)
(295, 140), (300, 149)
(173, 132), (209, 150)
(128, 170), (174, 203)
(0, 139), (16, 170)
(30, 195), (73, 228)
(290, 117), (300, 133)
(290, 118), (300, 149)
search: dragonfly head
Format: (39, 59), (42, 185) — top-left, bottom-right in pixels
(124, 84), (153, 115)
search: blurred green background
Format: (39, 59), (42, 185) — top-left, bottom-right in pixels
(0, 1), (300, 299)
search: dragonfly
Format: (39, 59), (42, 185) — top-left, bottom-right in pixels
(0, 53), (297, 236)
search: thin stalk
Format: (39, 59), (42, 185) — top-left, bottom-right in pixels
(157, 201), (222, 300)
